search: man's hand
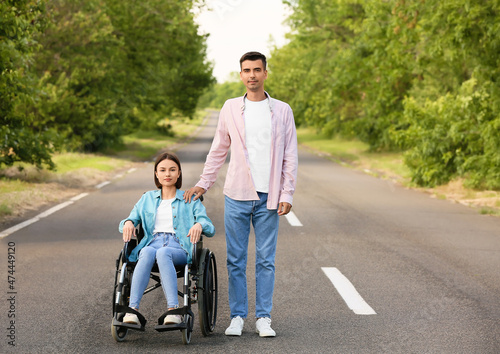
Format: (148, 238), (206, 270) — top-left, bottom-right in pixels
(122, 220), (135, 242)
(277, 202), (292, 216)
(187, 223), (203, 244)
(183, 186), (206, 203)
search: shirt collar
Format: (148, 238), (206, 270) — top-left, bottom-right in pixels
(154, 189), (183, 200)
(240, 91), (273, 112)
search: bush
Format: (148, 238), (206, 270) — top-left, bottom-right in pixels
(394, 78), (500, 189)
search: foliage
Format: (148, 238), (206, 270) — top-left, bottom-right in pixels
(198, 74), (245, 108)
(0, 0), (54, 169)
(267, 0), (500, 189)
(395, 79), (500, 189)
(1, 0), (212, 168)
(32, 0), (126, 152)
(104, 0), (213, 120)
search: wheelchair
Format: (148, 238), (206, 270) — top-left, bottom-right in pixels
(111, 224), (217, 344)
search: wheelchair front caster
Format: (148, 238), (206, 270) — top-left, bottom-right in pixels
(182, 313), (194, 345)
(111, 320), (129, 342)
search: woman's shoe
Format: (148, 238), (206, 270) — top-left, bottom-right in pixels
(123, 313), (140, 325)
(164, 314), (182, 325)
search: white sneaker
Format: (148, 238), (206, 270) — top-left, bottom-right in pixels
(123, 313), (140, 325)
(164, 314), (182, 325)
(255, 317), (276, 337)
(225, 316), (244, 336)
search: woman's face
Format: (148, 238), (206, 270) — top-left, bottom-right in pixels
(155, 159), (180, 189)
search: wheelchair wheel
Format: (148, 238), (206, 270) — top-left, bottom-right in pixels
(111, 321), (128, 342)
(111, 257), (132, 342)
(198, 250), (217, 336)
(181, 313), (194, 345)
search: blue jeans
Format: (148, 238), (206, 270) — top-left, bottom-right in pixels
(129, 233), (187, 309)
(224, 193), (279, 319)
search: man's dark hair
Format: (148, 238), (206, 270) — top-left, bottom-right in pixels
(240, 51), (267, 70)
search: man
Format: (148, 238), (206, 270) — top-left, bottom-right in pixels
(184, 51), (298, 337)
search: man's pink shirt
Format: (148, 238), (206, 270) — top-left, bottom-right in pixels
(196, 92), (298, 209)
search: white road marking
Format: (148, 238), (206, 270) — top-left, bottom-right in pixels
(95, 181), (111, 189)
(0, 200), (75, 238)
(37, 201), (73, 218)
(0, 194), (90, 239)
(1, 169), (119, 238)
(285, 211), (303, 226)
(71, 193), (89, 201)
(0, 218), (39, 238)
(321, 267), (377, 315)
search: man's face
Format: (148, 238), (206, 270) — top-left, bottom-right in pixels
(240, 59), (267, 92)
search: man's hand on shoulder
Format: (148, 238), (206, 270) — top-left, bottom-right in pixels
(183, 186), (206, 203)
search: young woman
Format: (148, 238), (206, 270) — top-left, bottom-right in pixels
(119, 152), (215, 325)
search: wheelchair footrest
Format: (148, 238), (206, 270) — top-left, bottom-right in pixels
(155, 307), (194, 332)
(154, 322), (187, 332)
(113, 305), (147, 331)
(112, 318), (145, 332)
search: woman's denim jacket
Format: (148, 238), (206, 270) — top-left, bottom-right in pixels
(119, 189), (215, 263)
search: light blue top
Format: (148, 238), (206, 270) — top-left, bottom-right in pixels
(119, 189), (215, 263)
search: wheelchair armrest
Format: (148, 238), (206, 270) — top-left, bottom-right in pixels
(122, 242), (129, 263)
(122, 239), (137, 263)
(192, 234), (204, 270)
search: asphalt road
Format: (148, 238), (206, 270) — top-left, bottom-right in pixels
(1, 111), (499, 353)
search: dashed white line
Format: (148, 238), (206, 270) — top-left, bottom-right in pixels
(1, 166), (139, 238)
(0, 218), (39, 238)
(285, 211), (303, 226)
(71, 193), (89, 201)
(321, 267), (377, 315)
(95, 181), (111, 189)
(112, 168), (136, 181)
(0, 192), (90, 239)
(36, 201), (74, 218)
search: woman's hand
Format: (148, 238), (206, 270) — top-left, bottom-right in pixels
(187, 222), (202, 244)
(122, 220), (135, 242)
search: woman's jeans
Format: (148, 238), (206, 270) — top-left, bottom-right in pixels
(129, 232), (187, 310)
(224, 193), (279, 319)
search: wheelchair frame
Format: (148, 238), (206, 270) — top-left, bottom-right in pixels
(111, 226), (217, 344)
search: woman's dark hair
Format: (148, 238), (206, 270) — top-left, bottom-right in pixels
(240, 51), (267, 70)
(154, 152), (182, 189)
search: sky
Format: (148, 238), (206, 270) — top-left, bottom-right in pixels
(194, 0), (292, 83)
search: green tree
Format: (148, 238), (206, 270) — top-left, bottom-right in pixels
(198, 73), (245, 109)
(104, 0), (213, 124)
(270, 0), (500, 189)
(393, 0), (500, 189)
(29, 0), (213, 153)
(0, 0), (54, 168)
(32, 0), (126, 151)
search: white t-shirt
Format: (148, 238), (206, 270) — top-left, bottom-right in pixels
(244, 97), (272, 193)
(153, 197), (175, 234)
